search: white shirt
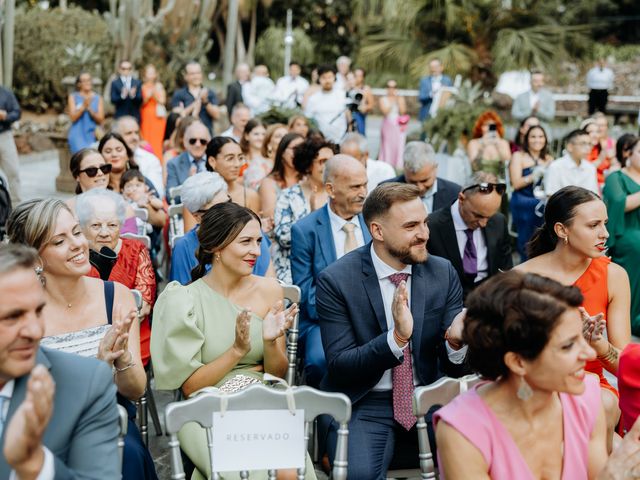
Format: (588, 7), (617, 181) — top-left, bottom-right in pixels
(1, 380), (55, 480)
(304, 87), (348, 144)
(431, 75), (443, 95)
(366, 158), (396, 193)
(327, 203), (366, 259)
(134, 147), (165, 198)
(421, 180), (439, 214)
(369, 245), (466, 391)
(586, 67), (614, 90)
(244, 76), (275, 115)
(274, 75), (309, 108)
(544, 154), (599, 196)
(220, 127), (241, 143)
(451, 200), (488, 282)
(119, 76), (132, 97)
(529, 90), (540, 110)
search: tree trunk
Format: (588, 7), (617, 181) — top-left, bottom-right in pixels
(236, 15), (246, 65)
(222, 0), (240, 89)
(2, 0), (15, 88)
(246, 3), (257, 67)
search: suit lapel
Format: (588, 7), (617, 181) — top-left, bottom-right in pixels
(410, 264), (426, 361)
(317, 207), (337, 266)
(483, 218), (498, 273)
(438, 209), (463, 273)
(362, 250), (388, 332)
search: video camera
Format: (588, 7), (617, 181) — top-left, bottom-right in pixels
(345, 89), (364, 112)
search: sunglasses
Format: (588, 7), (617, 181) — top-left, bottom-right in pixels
(462, 182), (507, 195)
(78, 164), (112, 177)
(188, 138), (209, 146)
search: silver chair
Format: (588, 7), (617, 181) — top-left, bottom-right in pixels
(167, 203), (185, 248)
(120, 232), (151, 250)
(280, 283), (301, 387)
(132, 207), (149, 236)
(130, 288), (163, 446)
(168, 186), (182, 205)
(170, 233), (184, 250)
(165, 384), (351, 480)
(412, 374), (482, 479)
(118, 404), (129, 471)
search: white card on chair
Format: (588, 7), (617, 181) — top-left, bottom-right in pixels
(211, 409), (305, 472)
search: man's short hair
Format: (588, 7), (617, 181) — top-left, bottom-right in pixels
(289, 61), (301, 69)
(403, 141), (437, 174)
(336, 56), (351, 67)
(112, 115), (139, 132)
(184, 61), (201, 73)
(564, 129), (588, 145)
(231, 103), (250, 117)
(0, 243), (40, 276)
(363, 183), (421, 226)
(181, 172), (228, 214)
(340, 133), (368, 155)
(317, 64), (336, 77)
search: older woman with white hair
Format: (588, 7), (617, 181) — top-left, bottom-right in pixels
(76, 188), (156, 368)
(170, 171), (274, 284)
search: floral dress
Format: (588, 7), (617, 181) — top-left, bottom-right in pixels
(273, 184), (309, 284)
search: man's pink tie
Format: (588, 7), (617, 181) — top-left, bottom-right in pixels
(387, 272), (416, 431)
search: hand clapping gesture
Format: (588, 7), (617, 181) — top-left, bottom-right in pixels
(4, 365), (55, 479)
(262, 301), (298, 342)
(580, 307), (606, 347)
(391, 281), (413, 343)
(233, 309), (252, 355)
(97, 305), (136, 368)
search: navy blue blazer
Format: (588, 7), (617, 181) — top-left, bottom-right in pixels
(291, 205), (371, 330)
(418, 74), (452, 121)
(165, 152), (196, 199)
(316, 244), (464, 403)
(384, 176), (461, 212)
(110, 77), (143, 120)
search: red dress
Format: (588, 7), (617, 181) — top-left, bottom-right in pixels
(88, 238), (156, 365)
(574, 256), (618, 397)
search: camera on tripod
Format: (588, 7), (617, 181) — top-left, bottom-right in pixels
(346, 89), (364, 112)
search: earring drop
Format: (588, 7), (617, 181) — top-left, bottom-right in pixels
(517, 376), (533, 401)
(563, 236), (568, 245)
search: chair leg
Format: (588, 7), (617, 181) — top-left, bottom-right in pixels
(145, 383), (163, 436)
(137, 392), (149, 447)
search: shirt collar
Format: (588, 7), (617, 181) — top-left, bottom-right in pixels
(422, 179), (438, 199)
(188, 153), (204, 164)
(450, 200), (469, 232)
(560, 154), (589, 170)
(370, 244), (412, 281)
(327, 203), (358, 235)
(0, 379), (15, 399)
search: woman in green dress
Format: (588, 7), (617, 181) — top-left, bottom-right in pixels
(151, 201), (314, 479)
(603, 136), (640, 335)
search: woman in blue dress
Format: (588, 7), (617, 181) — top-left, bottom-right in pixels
(508, 125), (553, 261)
(67, 72), (104, 153)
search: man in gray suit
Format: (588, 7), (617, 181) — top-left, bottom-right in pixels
(165, 120), (212, 199)
(0, 244), (119, 479)
(511, 70), (555, 122)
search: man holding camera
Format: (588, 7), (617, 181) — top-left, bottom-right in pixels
(304, 65), (350, 144)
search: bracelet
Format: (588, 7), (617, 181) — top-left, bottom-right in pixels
(393, 329), (410, 346)
(115, 361), (136, 373)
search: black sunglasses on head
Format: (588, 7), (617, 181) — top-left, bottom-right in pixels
(188, 138), (209, 146)
(462, 182), (507, 195)
(78, 164), (112, 177)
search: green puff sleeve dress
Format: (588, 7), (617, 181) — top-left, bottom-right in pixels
(603, 170), (640, 334)
(151, 280), (316, 480)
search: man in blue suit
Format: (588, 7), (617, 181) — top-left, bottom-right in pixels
(418, 59), (452, 121)
(165, 121), (212, 199)
(0, 244), (119, 479)
(110, 60), (143, 121)
(317, 182), (466, 478)
(291, 154), (369, 388)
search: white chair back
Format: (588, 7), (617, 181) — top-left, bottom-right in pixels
(164, 384), (351, 480)
(280, 283), (301, 386)
(120, 232), (151, 250)
(132, 207), (149, 235)
(117, 404), (128, 471)
(168, 186), (182, 204)
(412, 374), (482, 479)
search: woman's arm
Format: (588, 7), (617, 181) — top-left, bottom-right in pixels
(67, 94), (84, 123)
(435, 421), (491, 479)
(143, 198), (168, 227)
(509, 152), (531, 190)
(259, 177), (277, 223)
(398, 96), (407, 115)
(498, 138), (512, 162)
(624, 191), (640, 212)
(361, 86), (374, 114)
(379, 96), (391, 116)
(90, 96), (105, 124)
(599, 263), (631, 374)
(467, 139), (482, 166)
(261, 281), (294, 378)
(246, 188), (262, 215)
(155, 83), (167, 105)
(588, 405), (610, 479)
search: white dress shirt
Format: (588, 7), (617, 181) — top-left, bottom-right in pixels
(543, 154), (599, 196)
(529, 90), (540, 110)
(134, 147), (165, 198)
(274, 75), (309, 108)
(586, 67), (614, 90)
(366, 158), (396, 193)
(304, 87), (348, 144)
(219, 126), (241, 143)
(119, 76), (132, 98)
(422, 180), (439, 214)
(369, 245), (466, 391)
(327, 203), (366, 259)
(1, 380), (55, 480)
(431, 75), (443, 95)
(451, 200), (488, 282)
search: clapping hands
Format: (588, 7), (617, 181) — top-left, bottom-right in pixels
(391, 281), (413, 341)
(263, 301), (298, 342)
(97, 305), (136, 368)
(580, 307), (607, 349)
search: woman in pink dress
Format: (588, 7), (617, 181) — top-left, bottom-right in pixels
(435, 271), (640, 479)
(378, 79), (407, 169)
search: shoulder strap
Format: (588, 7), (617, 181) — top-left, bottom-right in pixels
(103, 281), (115, 325)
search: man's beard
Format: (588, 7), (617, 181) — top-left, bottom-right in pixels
(387, 241), (428, 265)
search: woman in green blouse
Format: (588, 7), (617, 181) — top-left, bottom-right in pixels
(151, 202), (315, 479)
(603, 136), (640, 335)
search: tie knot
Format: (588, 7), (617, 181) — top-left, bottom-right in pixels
(465, 228), (474, 240)
(342, 222), (356, 233)
(388, 273), (409, 288)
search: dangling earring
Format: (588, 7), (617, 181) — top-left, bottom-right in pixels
(517, 376), (533, 401)
(563, 236), (568, 245)
(215, 253), (221, 262)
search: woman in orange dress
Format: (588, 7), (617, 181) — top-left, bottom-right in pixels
(140, 64), (167, 161)
(515, 185), (631, 451)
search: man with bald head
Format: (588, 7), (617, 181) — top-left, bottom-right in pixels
(165, 120), (212, 198)
(340, 132), (395, 193)
(291, 154), (370, 387)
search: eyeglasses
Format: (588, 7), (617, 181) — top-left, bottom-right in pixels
(188, 138), (209, 146)
(462, 182), (507, 195)
(78, 164), (112, 177)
